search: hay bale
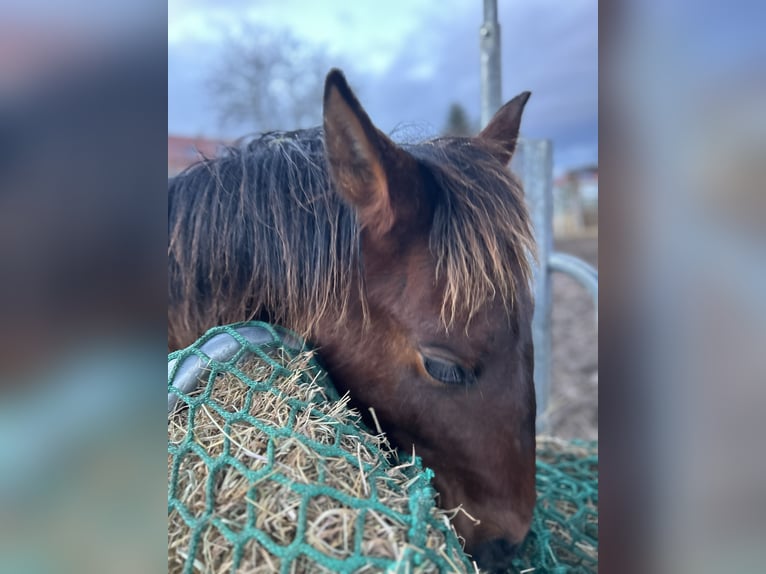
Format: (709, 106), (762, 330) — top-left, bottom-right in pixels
(168, 331), (473, 574)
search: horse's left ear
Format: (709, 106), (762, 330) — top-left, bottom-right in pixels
(323, 69), (420, 241)
(478, 91), (531, 165)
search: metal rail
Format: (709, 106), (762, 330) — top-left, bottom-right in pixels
(514, 139), (599, 432)
(168, 324), (302, 414)
(549, 252), (599, 315)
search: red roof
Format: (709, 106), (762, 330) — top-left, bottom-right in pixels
(168, 135), (227, 175)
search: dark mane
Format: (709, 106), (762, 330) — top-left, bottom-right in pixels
(405, 138), (535, 324)
(168, 128), (534, 339)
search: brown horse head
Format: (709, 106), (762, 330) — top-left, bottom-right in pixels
(318, 70), (536, 570)
(168, 69), (535, 571)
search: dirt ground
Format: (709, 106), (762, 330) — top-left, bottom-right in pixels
(547, 236), (598, 440)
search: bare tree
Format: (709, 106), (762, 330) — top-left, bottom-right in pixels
(208, 26), (334, 133)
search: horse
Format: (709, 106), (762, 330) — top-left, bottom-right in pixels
(168, 69), (536, 572)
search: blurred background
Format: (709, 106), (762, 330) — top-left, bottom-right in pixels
(0, 4), (167, 573)
(168, 0), (600, 440)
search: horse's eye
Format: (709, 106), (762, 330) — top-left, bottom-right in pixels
(423, 356), (474, 386)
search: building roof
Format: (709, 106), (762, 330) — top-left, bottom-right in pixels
(168, 135), (227, 175)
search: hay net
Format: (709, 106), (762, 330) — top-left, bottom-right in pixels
(512, 438), (598, 574)
(168, 322), (598, 574)
(168, 322), (473, 574)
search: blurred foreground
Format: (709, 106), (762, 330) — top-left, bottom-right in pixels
(0, 13), (166, 574)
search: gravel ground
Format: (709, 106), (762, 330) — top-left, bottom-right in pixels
(546, 236), (598, 440)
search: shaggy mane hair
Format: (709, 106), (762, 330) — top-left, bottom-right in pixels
(168, 128), (534, 342)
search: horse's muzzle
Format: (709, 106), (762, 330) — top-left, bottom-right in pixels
(472, 538), (519, 572)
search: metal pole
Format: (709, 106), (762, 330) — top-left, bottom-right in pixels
(512, 140), (554, 432)
(480, 0), (502, 128)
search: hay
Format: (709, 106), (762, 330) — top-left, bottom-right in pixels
(168, 346), (474, 574)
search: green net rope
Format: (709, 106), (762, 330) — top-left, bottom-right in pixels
(168, 322), (598, 573)
(168, 323), (472, 573)
(511, 440), (598, 573)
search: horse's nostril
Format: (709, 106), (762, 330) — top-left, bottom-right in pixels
(472, 538), (519, 572)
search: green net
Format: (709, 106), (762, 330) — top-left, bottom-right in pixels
(168, 322), (598, 573)
(510, 439), (598, 573)
(168, 323), (472, 573)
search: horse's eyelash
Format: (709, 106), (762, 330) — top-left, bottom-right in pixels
(423, 357), (475, 386)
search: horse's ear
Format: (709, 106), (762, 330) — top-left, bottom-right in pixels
(478, 91), (531, 165)
(323, 69), (416, 240)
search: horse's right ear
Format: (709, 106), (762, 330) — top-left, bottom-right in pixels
(323, 69), (417, 240)
(478, 91), (531, 165)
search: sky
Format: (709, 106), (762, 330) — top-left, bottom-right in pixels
(168, 0), (598, 174)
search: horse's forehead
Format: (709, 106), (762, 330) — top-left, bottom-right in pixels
(394, 258), (511, 333)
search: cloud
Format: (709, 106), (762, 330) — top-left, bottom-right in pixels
(168, 39), (225, 136)
(168, 0), (597, 171)
(349, 1), (597, 170)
